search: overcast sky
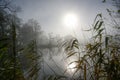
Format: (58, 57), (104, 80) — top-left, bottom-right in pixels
(13, 0), (113, 37)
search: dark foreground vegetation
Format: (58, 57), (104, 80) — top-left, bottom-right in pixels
(0, 0), (120, 80)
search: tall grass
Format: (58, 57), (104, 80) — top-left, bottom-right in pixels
(63, 14), (120, 80)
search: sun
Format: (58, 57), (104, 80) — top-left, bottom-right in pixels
(63, 13), (78, 27)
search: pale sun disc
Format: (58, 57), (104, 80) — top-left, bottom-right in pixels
(63, 13), (78, 27)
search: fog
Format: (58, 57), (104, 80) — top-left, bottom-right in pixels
(0, 0), (120, 80)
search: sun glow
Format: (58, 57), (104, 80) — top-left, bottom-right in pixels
(63, 13), (78, 27)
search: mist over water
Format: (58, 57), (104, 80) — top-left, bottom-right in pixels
(0, 0), (120, 80)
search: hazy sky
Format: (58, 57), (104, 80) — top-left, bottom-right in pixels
(13, 0), (113, 37)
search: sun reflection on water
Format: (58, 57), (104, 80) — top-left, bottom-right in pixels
(67, 62), (76, 74)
